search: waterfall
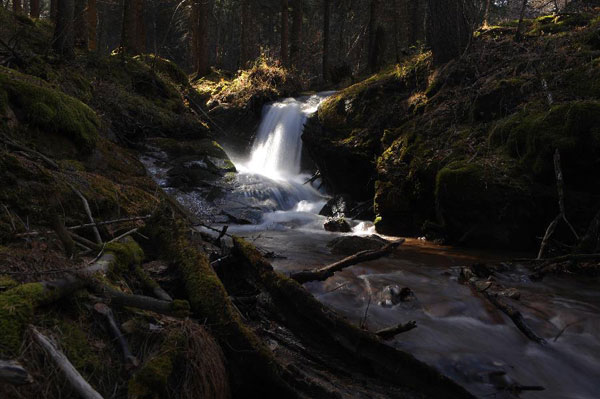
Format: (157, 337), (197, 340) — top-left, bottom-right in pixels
(241, 93), (332, 180)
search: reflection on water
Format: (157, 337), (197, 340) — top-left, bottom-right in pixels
(231, 229), (600, 399)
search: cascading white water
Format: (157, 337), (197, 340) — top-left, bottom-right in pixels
(239, 93), (331, 180)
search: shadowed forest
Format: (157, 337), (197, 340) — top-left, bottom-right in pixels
(1, 0), (600, 398)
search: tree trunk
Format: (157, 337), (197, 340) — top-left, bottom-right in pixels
(30, 0), (39, 18)
(12, 0), (21, 13)
(290, 0), (302, 69)
(322, 0), (330, 80)
(193, 0), (210, 76)
(50, 0), (57, 21)
(427, 0), (472, 65)
(240, 0), (251, 68)
(135, 0), (145, 53)
(281, 0), (289, 67)
(87, 0), (97, 50)
(74, 0), (88, 49)
(54, 0), (75, 58)
(408, 0), (421, 46)
(515, 0), (528, 41)
(483, 0), (492, 26)
(367, 0), (381, 73)
(121, 0), (138, 54)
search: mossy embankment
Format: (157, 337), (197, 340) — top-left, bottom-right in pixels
(192, 58), (302, 151)
(304, 11), (600, 249)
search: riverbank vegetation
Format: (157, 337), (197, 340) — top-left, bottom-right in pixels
(1, 0), (599, 398)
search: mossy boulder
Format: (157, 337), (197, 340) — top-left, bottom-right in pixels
(490, 101), (600, 188)
(0, 67), (100, 153)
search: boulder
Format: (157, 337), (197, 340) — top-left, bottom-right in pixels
(327, 234), (388, 255)
(319, 194), (374, 220)
(323, 217), (352, 233)
(378, 286), (416, 307)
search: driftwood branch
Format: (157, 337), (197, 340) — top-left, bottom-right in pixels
(31, 327), (104, 399)
(134, 266), (173, 301)
(93, 303), (139, 368)
(15, 215), (151, 237)
(291, 239), (405, 284)
(375, 321), (417, 340)
(69, 231), (102, 252)
(0, 360), (33, 385)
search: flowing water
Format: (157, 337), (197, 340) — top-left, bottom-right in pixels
(145, 94), (600, 398)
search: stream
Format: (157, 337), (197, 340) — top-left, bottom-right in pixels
(144, 93), (600, 398)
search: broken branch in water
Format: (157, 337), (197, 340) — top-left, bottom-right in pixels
(31, 327), (104, 399)
(375, 321), (417, 340)
(290, 239), (405, 284)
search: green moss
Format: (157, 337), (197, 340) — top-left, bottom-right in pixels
(0, 67), (100, 153)
(128, 337), (179, 399)
(135, 54), (190, 87)
(490, 101), (600, 178)
(0, 283), (46, 355)
(58, 320), (101, 374)
(106, 238), (144, 275)
(0, 275), (17, 291)
(529, 13), (591, 35)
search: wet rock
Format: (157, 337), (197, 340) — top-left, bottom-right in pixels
(378, 285), (415, 307)
(498, 288), (521, 300)
(324, 217), (352, 233)
(319, 194), (374, 220)
(327, 235), (388, 255)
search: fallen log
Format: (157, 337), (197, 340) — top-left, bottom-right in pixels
(375, 321), (417, 340)
(71, 187), (103, 245)
(134, 266), (173, 301)
(290, 239), (405, 284)
(95, 284), (189, 317)
(93, 303), (139, 368)
(15, 215), (152, 238)
(0, 360), (33, 385)
(31, 327), (104, 399)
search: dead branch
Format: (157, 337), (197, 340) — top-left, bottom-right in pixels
(108, 228), (138, 244)
(71, 187), (103, 245)
(15, 216), (152, 238)
(290, 239), (405, 284)
(0, 360), (33, 385)
(538, 149), (579, 259)
(93, 303), (139, 368)
(0, 134), (59, 170)
(134, 266), (173, 301)
(69, 231), (102, 252)
(92, 283), (189, 317)
(375, 321), (417, 340)
(31, 327), (104, 399)
(52, 214), (76, 258)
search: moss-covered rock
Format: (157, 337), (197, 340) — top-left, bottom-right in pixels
(0, 67), (100, 153)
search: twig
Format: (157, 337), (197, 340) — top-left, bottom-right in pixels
(71, 187), (103, 245)
(93, 303), (139, 368)
(31, 327), (104, 399)
(107, 228), (138, 244)
(375, 321), (417, 340)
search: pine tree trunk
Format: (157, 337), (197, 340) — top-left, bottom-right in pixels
(193, 0), (210, 77)
(87, 0), (97, 50)
(50, 0), (57, 21)
(322, 0), (330, 81)
(515, 0), (528, 41)
(30, 0), (40, 18)
(408, 0), (420, 46)
(240, 0), (251, 68)
(427, 0), (472, 65)
(367, 0), (381, 73)
(290, 0), (302, 69)
(13, 0), (22, 13)
(121, 0), (138, 54)
(136, 0), (145, 53)
(53, 0), (75, 57)
(74, 0), (88, 49)
(281, 0), (289, 67)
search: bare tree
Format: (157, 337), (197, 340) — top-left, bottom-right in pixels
(290, 0), (302, 69)
(323, 0), (331, 80)
(193, 0), (210, 76)
(427, 0), (472, 65)
(54, 0), (75, 57)
(30, 0), (40, 18)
